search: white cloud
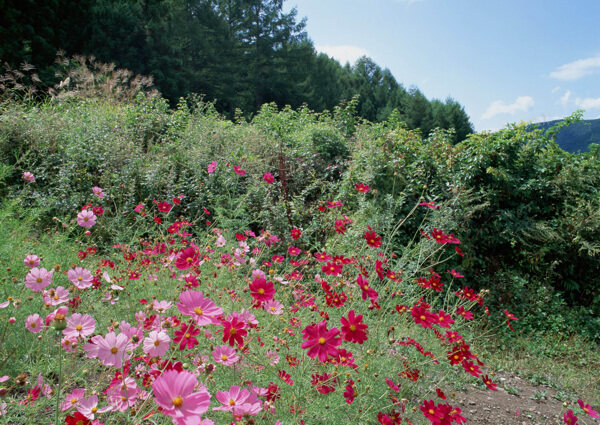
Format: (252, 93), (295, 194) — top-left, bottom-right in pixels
(559, 90), (571, 106)
(550, 54), (600, 80)
(575, 96), (600, 110)
(315, 45), (369, 65)
(481, 96), (535, 120)
(551, 86), (561, 94)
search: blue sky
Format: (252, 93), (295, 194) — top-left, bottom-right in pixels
(283, 0), (600, 132)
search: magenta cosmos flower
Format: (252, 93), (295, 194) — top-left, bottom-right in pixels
(67, 267), (94, 289)
(153, 370), (211, 420)
(248, 277), (275, 303)
(77, 210), (97, 228)
(92, 186), (105, 199)
(301, 321), (342, 362)
(143, 330), (171, 357)
(176, 290), (223, 326)
(63, 313), (96, 340)
(83, 332), (131, 368)
(25, 267), (53, 292)
(23, 254), (41, 268)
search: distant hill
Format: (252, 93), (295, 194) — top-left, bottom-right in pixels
(532, 118), (600, 153)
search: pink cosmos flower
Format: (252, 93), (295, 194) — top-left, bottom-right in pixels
(61, 388), (86, 411)
(301, 321), (342, 362)
(92, 186), (105, 199)
(45, 305), (68, 327)
(105, 376), (139, 412)
(207, 161), (218, 174)
(26, 314), (43, 333)
(249, 277), (275, 303)
(152, 299), (172, 314)
(213, 385), (262, 417)
(23, 254), (41, 268)
(77, 210), (97, 228)
(263, 300), (283, 315)
(42, 286), (70, 306)
(216, 234), (226, 247)
(212, 345), (240, 366)
(77, 395), (112, 420)
(83, 332), (131, 368)
(564, 410), (579, 424)
(176, 290), (223, 326)
(143, 330), (171, 357)
(153, 370), (211, 420)
(25, 267), (54, 292)
(119, 321), (144, 349)
(63, 313), (96, 340)
(23, 171), (35, 182)
(67, 267), (94, 289)
(263, 172), (274, 184)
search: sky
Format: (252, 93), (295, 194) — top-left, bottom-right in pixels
(283, 0), (600, 132)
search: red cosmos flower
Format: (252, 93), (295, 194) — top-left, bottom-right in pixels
(334, 219), (348, 235)
(173, 322), (200, 350)
(325, 291), (348, 308)
(343, 379), (356, 404)
(311, 372), (337, 394)
(314, 251), (331, 262)
(564, 410), (579, 425)
(355, 183), (371, 193)
(358, 274), (378, 302)
(263, 172), (275, 184)
(411, 304), (435, 329)
(435, 310), (455, 329)
(249, 277), (275, 303)
(578, 400), (600, 418)
(385, 377), (402, 392)
(278, 369), (294, 385)
(175, 247), (198, 270)
(376, 259), (385, 280)
(436, 388), (447, 400)
(430, 228), (449, 244)
(447, 269), (464, 278)
(233, 165), (246, 175)
(481, 375), (498, 391)
(290, 228), (302, 240)
(462, 360), (482, 377)
(65, 412), (92, 425)
(364, 226), (382, 248)
(419, 201), (440, 209)
(157, 201), (172, 213)
(456, 305), (473, 319)
(288, 246), (301, 256)
(340, 310), (369, 344)
(455, 246), (464, 257)
(222, 316), (247, 348)
(300, 321), (342, 362)
(322, 261), (343, 276)
(503, 309), (519, 321)
(420, 400), (441, 423)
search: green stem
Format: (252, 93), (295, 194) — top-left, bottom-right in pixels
(54, 339), (63, 425)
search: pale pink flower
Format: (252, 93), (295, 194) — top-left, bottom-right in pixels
(77, 210), (97, 228)
(119, 321), (143, 349)
(143, 330), (171, 357)
(263, 300), (283, 315)
(25, 314), (43, 333)
(23, 171), (35, 182)
(45, 306), (68, 327)
(61, 336), (78, 353)
(23, 254), (41, 268)
(176, 290), (223, 326)
(67, 267), (94, 289)
(153, 370), (211, 419)
(62, 388), (86, 411)
(212, 346), (239, 366)
(63, 313), (96, 340)
(213, 385), (262, 417)
(265, 349), (280, 365)
(106, 376), (139, 411)
(152, 299), (172, 313)
(92, 186), (105, 199)
(0, 300), (9, 309)
(77, 395), (112, 420)
(24, 267), (53, 292)
(42, 286), (70, 306)
(83, 332), (131, 368)
(215, 234), (226, 247)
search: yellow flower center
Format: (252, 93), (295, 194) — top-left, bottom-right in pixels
(172, 396), (184, 407)
(221, 355), (228, 361)
(36, 277), (43, 283)
(185, 333), (191, 338)
(77, 276), (83, 281)
(193, 307), (203, 316)
(230, 329), (236, 335)
(154, 340), (160, 346)
(229, 399), (236, 406)
(91, 407), (97, 413)
(110, 347), (118, 354)
(349, 325), (356, 331)
(318, 337), (326, 345)
(258, 288), (265, 294)
(31, 322), (36, 328)
(71, 397), (78, 404)
(83, 217), (89, 222)
(75, 325), (83, 331)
